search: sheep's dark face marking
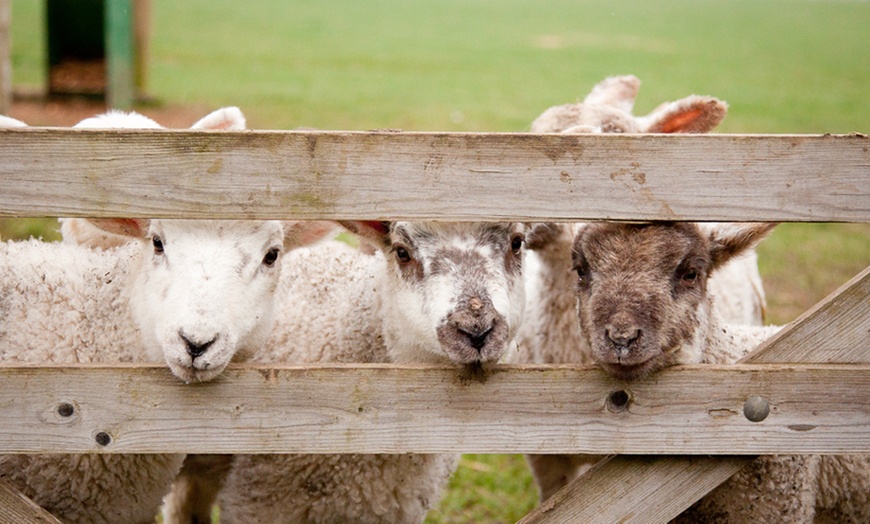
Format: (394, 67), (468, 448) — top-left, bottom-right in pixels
(381, 222), (527, 366)
(572, 223), (710, 380)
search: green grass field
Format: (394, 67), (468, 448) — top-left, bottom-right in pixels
(5, 0), (870, 522)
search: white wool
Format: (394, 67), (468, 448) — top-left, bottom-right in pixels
(210, 222), (527, 524)
(0, 240), (184, 523)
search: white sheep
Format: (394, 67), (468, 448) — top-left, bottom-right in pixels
(568, 221), (862, 522)
(513, 76), (768, 500)
(0, 109), (333, 523)
(206, 220), (528, 524)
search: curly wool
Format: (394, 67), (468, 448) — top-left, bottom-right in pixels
(0, 240), (184, 523)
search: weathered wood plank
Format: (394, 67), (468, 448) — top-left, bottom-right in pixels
(0, 130), (868, 221)
(0, 364), (867, 454)
(518, 455), (748, 524)
(542, 266), (870, 523)
(0, 479), (63, 524)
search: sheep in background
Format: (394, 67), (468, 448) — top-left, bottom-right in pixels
(209, 221), (528, 524)
(513, 75), (768, 501)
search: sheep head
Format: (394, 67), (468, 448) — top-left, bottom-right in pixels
(62, 108), (336, 382)
(571, 222), (775, 380)
(340, 221), (527, 368)
(531, 74), (727, 134)
(79, 218), (323, 382)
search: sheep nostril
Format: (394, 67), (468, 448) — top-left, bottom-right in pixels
(180, 333), (216, 359)
(460, 326), (493, 351)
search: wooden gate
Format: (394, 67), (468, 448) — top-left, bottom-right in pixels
(0, 128), (868, 522)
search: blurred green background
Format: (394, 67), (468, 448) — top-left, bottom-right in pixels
(4, 0), (869, 522)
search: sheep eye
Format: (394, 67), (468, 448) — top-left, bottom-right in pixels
(152, 236), (164, 254)
(262, 248), (280, 267)
(572, 264), (588, 285)
(510, 235), (524, 255)
(681, 269), (698, 283)
(395, 246), (412, 264)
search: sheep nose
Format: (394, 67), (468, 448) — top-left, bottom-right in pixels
(180, 332), (216, 359)
(459, 326), (493, 352)
(605, 326), (641, 348)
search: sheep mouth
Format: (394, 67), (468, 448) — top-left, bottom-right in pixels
(166, 356), (230, 384)
(438, 321), (510, 365)
(598, 360), (658, 381)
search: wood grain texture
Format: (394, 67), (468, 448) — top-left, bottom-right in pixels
(0, 479), (63, 524)
(0, 130), (867, 221)
(0, 364), (867, 454)
(518, 455), (748, 524)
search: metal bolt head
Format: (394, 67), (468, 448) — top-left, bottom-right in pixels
(743, 396), (770, 422)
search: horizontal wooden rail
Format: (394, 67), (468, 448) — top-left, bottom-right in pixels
(0, 363), (868, 454)
(1, 130), (868, 222)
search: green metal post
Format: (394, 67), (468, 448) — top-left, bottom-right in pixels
(105, 0), (134, 109)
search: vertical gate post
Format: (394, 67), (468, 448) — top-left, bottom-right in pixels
(105, 0), (134, 109)
(0, 0), (11, 115)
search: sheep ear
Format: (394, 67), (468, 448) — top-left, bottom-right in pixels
(282, 221), (338, 249)
(191, 107), (246, 130)
(0, 115), (27, 128)
(84, 218), (151, 239)
(640, 96), (728, 133)
(707, 223), (777, 273)
(582, 75), (640, 114)
(337, 221), (392, 250)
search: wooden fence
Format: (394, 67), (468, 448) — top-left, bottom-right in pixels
(0, 128), (868, 523)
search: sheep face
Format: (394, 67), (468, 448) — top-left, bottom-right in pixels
(129, 219), (287, 382)
(344, 221), (527, 366)
(571, 222), (775, 380)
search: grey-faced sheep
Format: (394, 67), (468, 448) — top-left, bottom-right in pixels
(207, 220), (528, 524)
(512, 75), (769, 501)
(0, 109), (333, 523)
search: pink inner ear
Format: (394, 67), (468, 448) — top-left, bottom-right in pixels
(659, 108), (703, 133)
(359, 221), (390, 235)
(89, 218), (148, 238)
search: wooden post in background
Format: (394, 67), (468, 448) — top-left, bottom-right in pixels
(0, 0), (11, 115)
